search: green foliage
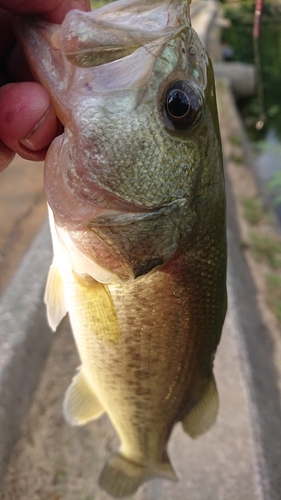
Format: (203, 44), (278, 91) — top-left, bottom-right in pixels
(222, 0), (281, 18)
(221, 3), (281, 142)
(223, 2), (255, 23)
(267, 104), (281, 118)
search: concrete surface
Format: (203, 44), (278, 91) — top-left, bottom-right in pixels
(0, 309), (263, 500)
(221, 88), (281, 500)
(0, 222), (53, 481)
(143, 313), (262, 500)
(191, 0), (217, 47)
(214, 62), (256, 99)
(1, 2), (281, 499)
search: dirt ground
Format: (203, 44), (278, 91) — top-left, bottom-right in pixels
(0, 157), (46, 296)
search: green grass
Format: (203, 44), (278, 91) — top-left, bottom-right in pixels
(53, 468), (67, 485)
(250, 233), (281, 269)
(230, 152), (243, 164)
(267, 172), (281, 205)
(242, 198), (266, 225)
(230, 133), (242, 146)
(266, 274), (281, 325)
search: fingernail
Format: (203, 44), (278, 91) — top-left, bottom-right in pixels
(19, 106), (57, 151)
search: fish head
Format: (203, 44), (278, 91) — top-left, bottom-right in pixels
(15, 0), (224, 281)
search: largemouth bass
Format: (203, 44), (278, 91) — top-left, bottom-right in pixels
(16, 0), (227, 497)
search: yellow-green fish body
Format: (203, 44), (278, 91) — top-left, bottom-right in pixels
(16, 0), (227, 497)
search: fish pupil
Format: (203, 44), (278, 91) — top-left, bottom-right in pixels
(167, 90), (189, 118)
(164, 80), (202, 129)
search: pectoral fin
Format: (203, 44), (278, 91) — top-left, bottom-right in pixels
(44, 260), (67, 331)
(182, 375), (219, 439)
(63, 368), (104, 426)
(72, 271), (120, 345)
(99, 451), (177, 499)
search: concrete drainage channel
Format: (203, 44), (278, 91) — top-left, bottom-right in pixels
(1, 2), (281, 499)
(0, 222), (52, 480)
(226, 168), (281, 500)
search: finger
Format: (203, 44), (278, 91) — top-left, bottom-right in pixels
(0, 0), (91, 23)
(0, 82), (58, 161)
(0, 1), (90, 82)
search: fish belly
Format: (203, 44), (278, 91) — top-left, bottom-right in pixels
(64, 233), (226, 462)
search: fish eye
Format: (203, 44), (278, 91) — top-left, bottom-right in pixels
(164, 80), (202, 129)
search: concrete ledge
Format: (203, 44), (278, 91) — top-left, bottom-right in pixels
(214, 62), (256, 99)
(0, 221), (53, 481)
(217, 79), (281, 500)
(191, 0), (218, 47)
(226, 154), (281, 500)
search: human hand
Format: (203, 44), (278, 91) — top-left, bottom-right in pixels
(0, 0), (90, 172)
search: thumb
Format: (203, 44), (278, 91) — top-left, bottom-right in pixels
(0, 82), (59, 163)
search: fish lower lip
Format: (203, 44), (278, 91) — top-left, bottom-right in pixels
(88, 199), (187, 226)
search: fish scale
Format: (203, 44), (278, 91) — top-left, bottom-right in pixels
(15, 0), (227, 497)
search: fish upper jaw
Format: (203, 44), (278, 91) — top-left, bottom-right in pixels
(14, 0), (192, 122)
